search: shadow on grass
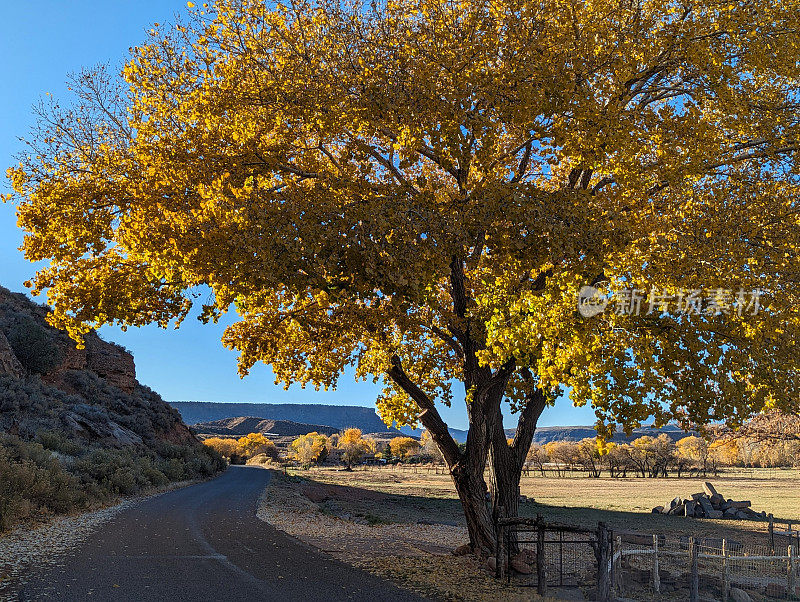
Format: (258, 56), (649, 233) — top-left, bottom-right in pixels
(285, 470), (794, 549)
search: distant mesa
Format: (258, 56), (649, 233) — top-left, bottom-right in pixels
(169, 402), (691, 445)
(170, 401), (398, 435)
(193, 416), (341, 438)
(527, 423), (694, 444)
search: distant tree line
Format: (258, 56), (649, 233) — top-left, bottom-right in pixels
(204, 412), (800, 475)
(527, 431), (800, 478)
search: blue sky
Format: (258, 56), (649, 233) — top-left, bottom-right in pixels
(0, 1), (596, 430)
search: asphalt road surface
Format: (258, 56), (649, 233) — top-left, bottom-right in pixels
(20, 466), (425, 601)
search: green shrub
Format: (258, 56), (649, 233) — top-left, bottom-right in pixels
(0, 312), (63, 374)
(0, 436), (87, 531)
(0, 432), (225, 532)
(36, 430), (84, 457)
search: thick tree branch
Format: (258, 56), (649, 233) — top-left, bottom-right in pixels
(511, 386), (548, 469)
(510, 141), (532, 183)
(386, 354), (462, 466)
(427, 324), (464, 359)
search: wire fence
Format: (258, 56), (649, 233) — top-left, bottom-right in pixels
(498, 519), (800, 600)
(614, 534), (800, 600)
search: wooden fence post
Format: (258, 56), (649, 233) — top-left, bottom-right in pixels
(789, 545), (795, 597)
(689, 537), (699, 602)
(614, 535), (622, 597)
(653, 534), (660, 594)
(769, 513), (775, 554)
(537, 519), (547, 597)
(722, 538), (729, 602)
(596, 522), (611, 602)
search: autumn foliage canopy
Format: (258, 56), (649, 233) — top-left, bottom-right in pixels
(7, 0), (800, 552)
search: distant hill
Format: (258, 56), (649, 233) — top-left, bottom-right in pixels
(521, 423), (693, 444)
(406, 423), (691, 444)
(404, 424), (692, 444)
(170, 401), (397, 434)
(193, 416), (341, 437)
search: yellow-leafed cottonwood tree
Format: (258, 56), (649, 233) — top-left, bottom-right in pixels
(7, 0), (800, 553)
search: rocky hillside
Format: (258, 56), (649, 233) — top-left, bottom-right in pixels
(0, 285), (224, 531)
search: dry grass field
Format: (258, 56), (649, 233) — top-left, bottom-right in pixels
(293, 465), (800, 545)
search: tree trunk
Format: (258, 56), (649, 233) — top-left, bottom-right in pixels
(385, 255), (548, 556)
(452, 462), (495, 553)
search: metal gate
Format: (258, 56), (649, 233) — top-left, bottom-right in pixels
(497, 516), (613, 601)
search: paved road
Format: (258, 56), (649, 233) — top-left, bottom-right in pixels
(20, 466), (424, 601)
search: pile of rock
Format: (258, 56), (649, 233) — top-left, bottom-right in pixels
(652, 482), (767, 520)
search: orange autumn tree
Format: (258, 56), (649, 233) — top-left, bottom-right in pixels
(203, 437), (240, 459)
(290, 431), (330, 467)
(389, 436), (421, 460)
(337, 428), (376, 468)
(7, 0), (800, 554)
(237, 432), (278, 458)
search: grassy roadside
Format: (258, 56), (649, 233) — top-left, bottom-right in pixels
(302, 466), (800, 546)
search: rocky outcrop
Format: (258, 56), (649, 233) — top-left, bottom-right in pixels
(0, 330), (23, 378)
(0, 286), (136, 394)
(61, 406), (143, 446)
(158, 421), (198, 446)
(85, 334), (136, 394)
(0, 284), (195, 450)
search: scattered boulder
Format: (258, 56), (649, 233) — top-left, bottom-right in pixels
(699, 496), (715, 516)
(651, 483), (769, 521)
(668, 503), (685, 516)
(486, 556), (497, 573)
(452, 544), (472, 556)
(729, 587), (753, 602)
(510, 558), (533, 574)
(513, 549), (537, 565)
